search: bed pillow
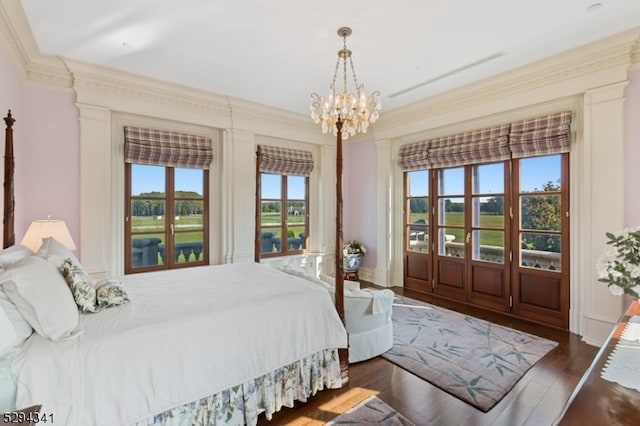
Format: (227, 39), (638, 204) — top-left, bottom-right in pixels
(36, 237), (80, 269)
(95, 278), (129, 309)
(0, 305), (16, 352)
(60, 258), (98, 313)
(1, 256), (80, 341)
(36, 237), (95, 306)
(0, 291), (33, 357)
(0, 244), (35, 269)
(0, 355), (16, 413)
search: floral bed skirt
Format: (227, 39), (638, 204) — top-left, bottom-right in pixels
(134, 348), (342, 426)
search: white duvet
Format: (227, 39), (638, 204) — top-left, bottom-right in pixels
(12, 262), (347, 425)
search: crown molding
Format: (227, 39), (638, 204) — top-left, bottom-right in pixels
(0, 0), (31, 78)
(631, 36), (640, 70)
(63, 57), (328, 145)
(0, 1), (73, 89)
(24, 54), (73, 90)
(374, 27), (640, 139)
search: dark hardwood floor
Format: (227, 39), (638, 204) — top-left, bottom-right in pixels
(258, 285), (599, 426)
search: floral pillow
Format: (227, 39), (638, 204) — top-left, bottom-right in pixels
(60, 258), (98, 313)
(95, 278), (129, 309)
(59, 259), (129, 312)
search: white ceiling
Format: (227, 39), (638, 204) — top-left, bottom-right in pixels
(19, 0), (640, 116)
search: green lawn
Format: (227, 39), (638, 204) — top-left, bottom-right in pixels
(132, 215), (204, 245)
(261, 212), (306, 238)
(409, 212), (505, 247)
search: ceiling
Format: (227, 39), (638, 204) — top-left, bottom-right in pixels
(19, 1), (640, 116)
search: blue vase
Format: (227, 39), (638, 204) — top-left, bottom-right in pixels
(344, 253), (362, 272)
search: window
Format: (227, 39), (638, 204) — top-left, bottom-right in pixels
(400, 111), (572, 328)
(125, 165), (209, 272)
(123, 126), (213, 273)
(438, 167), (465, 258)
(516, 155), (564, 271)
(406, 170), (429, 253)
(471, 162), (505, 264)
(259, 173), (308, 257)
(256, 145), (313, 259)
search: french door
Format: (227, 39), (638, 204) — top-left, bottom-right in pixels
(404, 154), (569, 328)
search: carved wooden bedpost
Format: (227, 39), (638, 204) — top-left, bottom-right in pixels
(335, 118), (348, 381)
(3, 110), (15, 248)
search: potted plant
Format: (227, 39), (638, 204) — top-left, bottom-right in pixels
(597, 227), (640, 298)
(343, 240), (366, 272)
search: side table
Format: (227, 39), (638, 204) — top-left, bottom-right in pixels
(556, 300), (640, 425)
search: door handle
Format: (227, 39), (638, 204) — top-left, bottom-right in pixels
(466, 232), (471, 244)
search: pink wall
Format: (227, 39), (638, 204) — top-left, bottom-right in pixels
(0, 51), (24, 244)
(343, 138), (377, 269)
(624, 68), (640, 227)
(0, 50), (80, 251)
(0, 52), (22, 115)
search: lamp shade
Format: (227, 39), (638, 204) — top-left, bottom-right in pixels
(21, 219), (76, 252)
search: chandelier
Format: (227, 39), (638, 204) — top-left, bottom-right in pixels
(310, 27), (381, 139)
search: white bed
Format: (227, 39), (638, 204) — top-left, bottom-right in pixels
(0, 111), (348, 425)
(4, 261), (347, 425)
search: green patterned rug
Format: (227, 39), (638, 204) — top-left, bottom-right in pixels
(382, 296), (558, 412)
(324, 395), (415, 425)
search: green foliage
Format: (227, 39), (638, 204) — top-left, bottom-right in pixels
(597, 228), (640, 297)
(343, 240), (366, 256)
(261, 202), (281, 213)
(410, 198), (428, 213)
(482, 197), (504, 215)
(520, 180), (561, 253)
(132, 191), (203, 217)
(445, 199), (464, 213)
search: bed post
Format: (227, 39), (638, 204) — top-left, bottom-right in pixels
(255, 146), (262, 262)
(3, 110), (15, 249)
(335, 118), (348, 382)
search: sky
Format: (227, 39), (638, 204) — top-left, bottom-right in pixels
(261, 174), (305, 199)
(409, 155), (561, 197)
(132, 164), (204, 195)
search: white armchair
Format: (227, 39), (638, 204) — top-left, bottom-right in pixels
(272, 261), (394, 363)
(317, 274), (394, 363)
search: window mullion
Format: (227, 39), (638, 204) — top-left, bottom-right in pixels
(166, 167), (175, 267)
(282, 175), (288, 254)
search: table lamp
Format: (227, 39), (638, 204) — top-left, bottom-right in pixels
(21, 218), (76, 252)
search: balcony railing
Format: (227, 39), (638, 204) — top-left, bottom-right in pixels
(131, 237), (203, 267)
(444, 241), (561, 271)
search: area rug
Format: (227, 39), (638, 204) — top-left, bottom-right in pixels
(382, 296), (558, 412)
(324, 395), (415, 425)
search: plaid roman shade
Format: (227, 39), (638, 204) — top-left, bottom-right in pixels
(257, 145), (314, 176)
(509, 111), (572, 159)
(124, 126), (213, 169)
(398, 140), (430, 171)
(398, 124), (511, 171)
